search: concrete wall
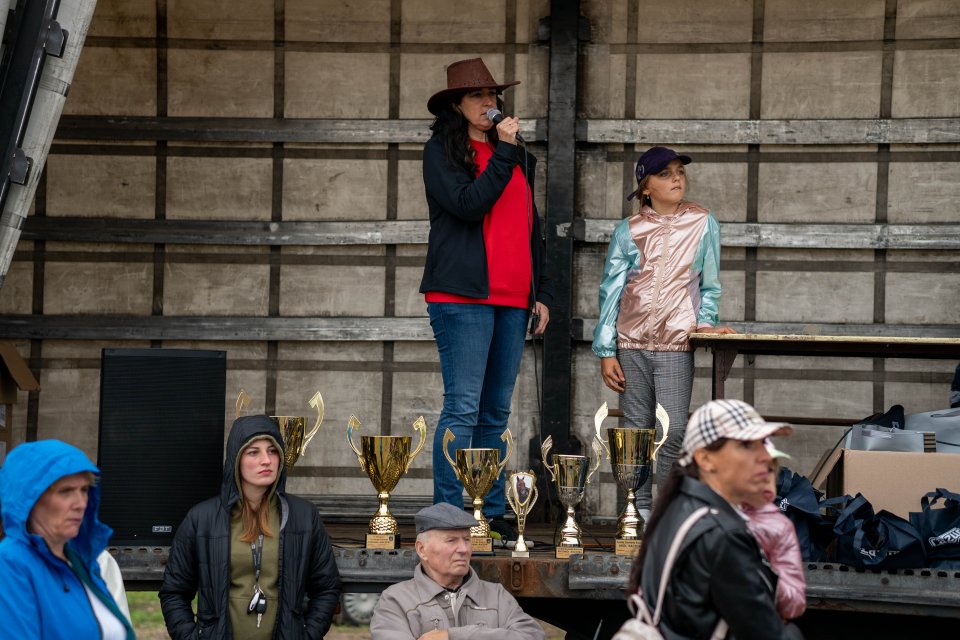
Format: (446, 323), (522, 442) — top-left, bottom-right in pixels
(2, 0), (958, 521)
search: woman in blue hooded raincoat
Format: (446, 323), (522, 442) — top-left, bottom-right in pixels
(0, 439), (136, 639)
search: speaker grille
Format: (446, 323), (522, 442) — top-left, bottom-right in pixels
(98, 348), (226, 546)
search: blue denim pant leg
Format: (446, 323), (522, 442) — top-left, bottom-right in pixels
(429, 303), (528, 516)
(476, 306), (528, 518)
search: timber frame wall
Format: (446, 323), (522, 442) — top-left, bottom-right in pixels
(1, 0), (958, 515)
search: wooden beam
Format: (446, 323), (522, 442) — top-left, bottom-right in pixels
(0, 315), (434, 341)
(579, 118), (960, 145)
(56, 116), (959, 146)
(55, 116), (546, 144)
(23, 216), (430, 245)
(571, 220), (960, 250)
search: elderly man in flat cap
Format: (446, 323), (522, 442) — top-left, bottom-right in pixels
(370, 503), (544, 640)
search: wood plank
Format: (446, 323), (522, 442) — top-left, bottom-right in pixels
(0, 315), (434, 341)
(57, 116), (960, 146)
(27, 217), (960, 250)
(574, 220), (960, 250)
(23, 217), (430, 245)
(55, 116), (545, 144)
(579, 118), (960, 145)
(5, 315), (955, 343)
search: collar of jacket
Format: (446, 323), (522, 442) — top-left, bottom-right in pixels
(638, 201), (707, 222)
(413, 563), (479, 604)
(679, 476), (743, 519)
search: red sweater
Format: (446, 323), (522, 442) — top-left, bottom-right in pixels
(426, 140), (532, 309)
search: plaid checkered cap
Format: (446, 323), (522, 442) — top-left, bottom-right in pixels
(679, 399), (793, 467)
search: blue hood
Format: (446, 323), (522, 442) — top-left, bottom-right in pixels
(0, 440), (112, 566)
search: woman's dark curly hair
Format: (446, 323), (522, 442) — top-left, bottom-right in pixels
(430, 92), (505, 176)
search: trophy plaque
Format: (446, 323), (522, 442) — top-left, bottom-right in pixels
(541, 434), (604, 559)
(506, 471), (538, 558)
(442, 427), (514, 554)
(235, 389), (325, 470)
(347, 414), (427, 549)
(594, 402), (668, 555)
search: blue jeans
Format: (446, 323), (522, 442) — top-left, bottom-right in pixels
(428, 302), (528, 518)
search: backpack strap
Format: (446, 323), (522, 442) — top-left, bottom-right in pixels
(650, 506), (714, 625)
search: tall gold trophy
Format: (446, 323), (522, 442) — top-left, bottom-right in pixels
(442, 428), (513, 554)
(506, 471), (538, 558)
(541, 434), (604, 559)
(594, 402), (668, 555)
(235, 389), (325, 470)
(347, 415), (426, 549)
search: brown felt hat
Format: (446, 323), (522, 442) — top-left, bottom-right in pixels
(427, 58), (520, 116)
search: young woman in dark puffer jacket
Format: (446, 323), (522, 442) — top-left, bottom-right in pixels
(160, 415), (341, 639)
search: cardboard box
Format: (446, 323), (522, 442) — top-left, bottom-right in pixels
(810, 448), (960, 519)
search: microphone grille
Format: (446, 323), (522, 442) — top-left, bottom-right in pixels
(486, 108), (502, 121)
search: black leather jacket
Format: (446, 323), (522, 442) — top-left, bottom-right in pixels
(640, 477), (800, 640)
(418, 135), (553, 308)
(159, 416), (342, 640)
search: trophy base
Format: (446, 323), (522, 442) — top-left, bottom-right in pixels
(511, 550), (530, 558)
(555, 545), (583, 559)
(365, 533), (400, 550)
(615, 538), (642, 556)
(471, 536), (494, 555)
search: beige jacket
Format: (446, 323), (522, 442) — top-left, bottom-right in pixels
(370, 565), (544, 640)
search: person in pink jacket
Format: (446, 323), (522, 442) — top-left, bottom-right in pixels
(741, 449), (807, 620)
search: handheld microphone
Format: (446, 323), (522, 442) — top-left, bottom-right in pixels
(486, 108), (524, 143)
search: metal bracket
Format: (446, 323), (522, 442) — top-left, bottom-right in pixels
(0, 0), (70, 204)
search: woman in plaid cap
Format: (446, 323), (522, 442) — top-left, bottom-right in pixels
(626, 399), (803, 639)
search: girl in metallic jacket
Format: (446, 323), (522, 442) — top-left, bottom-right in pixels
(593, 146), (735, 516)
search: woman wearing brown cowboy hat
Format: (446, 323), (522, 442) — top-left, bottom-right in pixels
(419, 58), (553, 541)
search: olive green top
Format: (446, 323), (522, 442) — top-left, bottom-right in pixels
(229, 496), (281, 639)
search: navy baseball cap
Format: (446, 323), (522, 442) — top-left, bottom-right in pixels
(627, 146), (693, 201)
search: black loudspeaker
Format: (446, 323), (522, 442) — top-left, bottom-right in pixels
(98, 348), (226, 546)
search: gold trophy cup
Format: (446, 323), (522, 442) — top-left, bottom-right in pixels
(442, 427), (514, 554)
(236, 389), (325, 470)
(347, 415), (427, 549)
(594, 402), (668, 555)
(541, 434), (604, 558)
(506, 470), (538, 558)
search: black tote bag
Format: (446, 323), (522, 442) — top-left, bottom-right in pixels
(776, 466), (832, 561)
(909, 488), (960, 569)
(833, 493), (926, 569)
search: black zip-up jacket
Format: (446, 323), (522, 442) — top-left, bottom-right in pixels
(159, 416), (342, 640)
(418, 135), (554, 308)
(640, 477), (802, 640)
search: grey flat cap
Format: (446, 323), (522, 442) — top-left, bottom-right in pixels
(415, 502), (479, 534)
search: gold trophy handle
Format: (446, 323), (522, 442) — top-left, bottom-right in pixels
(652, 403), (670, 462)
(540, 435), (557, 482)
(593, 401), (611, 459)
(529, 483), (539, 511)
(442, 428), (460, 480)
(236, 389), (251, 419)
(586, 437), (604, 484)
(497, 428), (514, 477)
(299, 392), (325, 457)
(346, 414), (365, 472)
(405, 416), (427, 473)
